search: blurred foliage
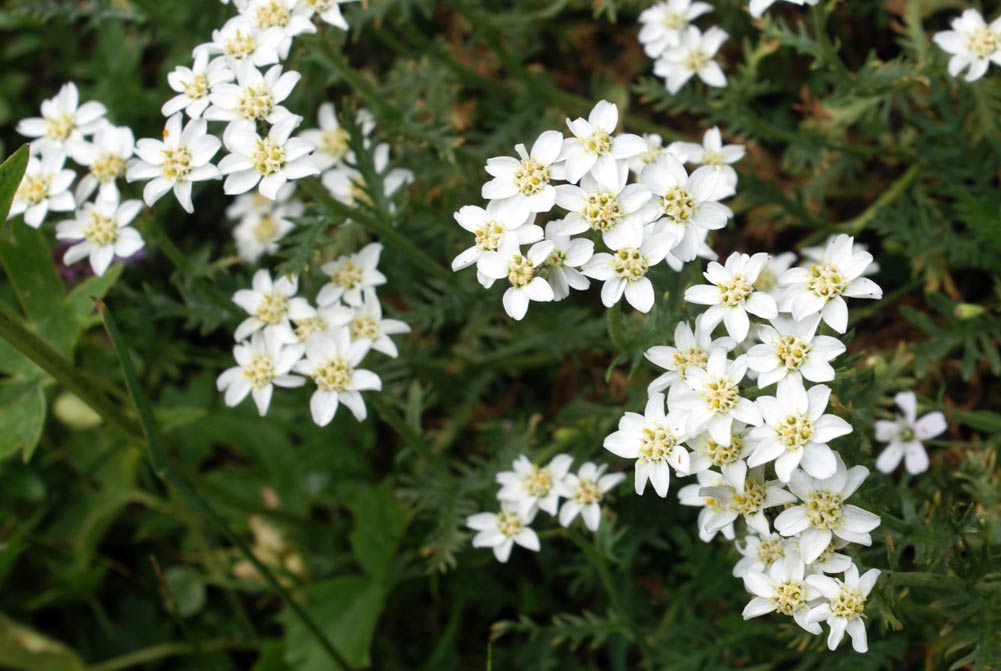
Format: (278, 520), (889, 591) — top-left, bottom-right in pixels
(0, 0), (1000, 669)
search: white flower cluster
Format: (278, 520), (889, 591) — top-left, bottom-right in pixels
(11, 82), (145, 277)
(638, 1), (728, 93)
(466, 454), (625, 563)
(603, 233), (886, 652)
(451, 100), (743, 319)
(933, 9), (1001, 82)
(216, 242), (409, 423)
(874, 391), (947, 475)
(748, 0), (820, 19)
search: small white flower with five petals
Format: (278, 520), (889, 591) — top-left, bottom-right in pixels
(466, 504), (540, 563)
(874, 391), (947, 475)
(654, 26), (728, 93)
(478, 240), (556, 320)
(216, 330), (305, 415)
(481, 131), (564, 213)
(55, 198), (145, 276)
(668, 347), (762, 445)
(559, 100), (647, 185)
(496, 454), (574, 518)
(805, 564), (881, 652)
(684, 251), (779, 342)
(219, 115), (320, 199)
(933, 9), (1001, 82)
(747, 314), (845, 388)
(16, 82), (106, 152)
(603, 393), (690, 497)
(293, 328), (381, 424)
(8, 149), (76, 228)
(317, 242), (387, 307)
(556, 462), (625, 532)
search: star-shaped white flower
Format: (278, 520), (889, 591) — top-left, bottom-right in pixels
(496, 453), (574, 518)
(162, 51), (234, 119)
(216, 329), (305, 415)
(317, 242), (387, 307)
(219, 114), (320, 199)
(678, 469), (736, 542)
(556, 462), (625, 532)
(232, 268), (303, 343)
(805, 564), (881, 652)
(288, 299), (352, 343)
(874, 391), (947, 475)
(127, 114), (222, 213)
(450, 199), (536, 274)
(685, 251), (778, 342)
(67, 123), (135, 204)
(638, 0), (713, 58)
(537, 220), (593, 300)
(685, 422), (752, 488)
(555, 158), (652, 249)
(668, 347), (762, 445)
(654, 26), (728, 94)
(732, 532), (787, 578)
(301, 0), (361, 30)
(603, 392), (690, 497)
(195, 16), (283, 69)
(481, 130), (564, 213)
(206, 62), (300, 129)
(56, 198), (145, 276)
(747, 314), (845, 388)
(346, 289), (410, 358)
(236, 0), (316, 59)
(742, 552), (822, 634)
(645, 318), (736, 394)
(627, 133), (666, 176)
(297, 102), (372, 171)
(698, 466), (796, 536)
(229, 184), (304, 263)
(8, 148), (76, 228)
(748, 0), (819, 19)
(933, 9), (1001, 82)
(466, 504), (540, 563)
(293, 327), (381, 424)
(16, 82), (107, 152)
(559, 100), (646, 185)
(581, 230), (675, 313)
(477, 240), (556, 320)
(666, 127), (744, 199)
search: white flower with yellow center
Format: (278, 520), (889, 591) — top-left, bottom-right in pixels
(538, 220), (593, 300)
(874, 391), (947, 475)
(555, 158), (652, 249)
(207, 63), (300, 129)
(933, 9), (1001, 82)
(801, 235), (879, 277)
(293, 327), (381, 424)
(747, 378), (851, 482)
(685, 251), (778, 342)
(741, 553), (822, 634)
(654, 26), (728, 94)
(317, 242), (387, 307)
(451, 198), (536, 276)
(195, 16), (284, 69)
(216, 329), (305, 416)
(753, 251), (796, 299)
(55, 199), (145, 276)
(232, 268), (303, 343)
(668, 347), (762, 446)
(638, 0), (713, 58)
(732, 532), (787, 578)
(288, 299), (352, 344)
(17, 82), (107, 152)
(556, 462), (625, 532)
(7, 149), (76, 228)
(805, 564), (881, 652)
(236, 0), (316, 59)
(773, 457), (881, 563)
(346, 289), (410, 358)
(747, 314), (845, 388)
(749, 0), (819, 19)
(777, 234), (881, 333)
(321, 143), (413, 209)
(126, 114), (222, 214)
(559, 100), (647, 185)
(482, 130), (564, 213)
(645, 318), (736, 394)
(466, 503), (540, 563)
(297, 103), (372, 171)
(604, 393), (690, 497)
(496, 453), (574, 517)
(666, 127), (744, 199)
(301, 0), (359, 30)
(678, 470), (736, 542)
(219, 114), (320, 199)
(627, 133), (666, 176)
(477, 240), (556, 321)
(581, 230), (676, 313)
(699, 466), (796, 535)
(163, 52), (234, 120)
(639, 153), (729, 263)
(67, 124), (135, 204)
(685, 422), (752, 487)
(229, 183), (304, 262)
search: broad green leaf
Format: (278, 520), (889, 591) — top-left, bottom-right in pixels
(0, 378), (45, 461)
(164, 565), (206, 618)
(0, 224), (65, 333)
(348, 479), (411, 578)
(0, 145), (28, 223)
(282, 575), (385, 671)
(0, 613), (84, 671)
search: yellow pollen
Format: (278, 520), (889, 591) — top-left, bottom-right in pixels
(17, 175), (52, 205)
(778, 414), (814, 450)
(966, 26), (1000, 58)
(507, 255), (535, 287)
(582, 129), (611, 156)
(513, 159), (550, 196)
(717, 274), (752, 307)
(496, 511), (522, 537)
(754, 268), (777, 292)
(237, 84), (276, 122)
(681, 47), (710, 72)
(701, 377), (739, 414)
(294, 315), (326, 341)
(349, 315), (380, 341)
(312, 356), (352, 392)
(320, 126), (350, 159)
(772, 579), (807, 616)
(523, 465), (553, 497)
(224, 30), (257, 59)
(774, 335), (810, 370)
(702, 149), (723, 167)
(573, 479), (603, 506)
(731, 479), (766, 516)
(659, 185), (696, 223)
(758, 537), (785, 565)
(583, 189), (622, 232)
(255, 0), (290, 28)
(806, 262), (848, 299)
(805, 489), (844, 530)
(90, 153), (126, 183)
(830, 586), (866, 619)
(256, 292), (289, 325)
(253, 215), (279, 242)
(182, 73), (209, 100)
(474, 221), (504, 251)
(671, 347), (708, 378)
(251, 137), (287, 176)
(610, 248), (648, 282)
(330, 259), (364, 289)
(661, 11), (684, 29)
(702, 433), (743, 466)
(242, 352), (276, 388)
(161, 146), (193, 181)
(638, 422), (677, 462)
(45, 113), (75, 141)
(81, 211), (119, 247)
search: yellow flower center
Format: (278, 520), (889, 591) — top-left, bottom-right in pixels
(253, 215), (279, 242)
(350, 315), (380, 341)
(513, 159), (550, 196)
(583, 189), (623, 232)
(717, 274), (752, 307)
(702, 433), (743, 466)
(830, 586), (867, 619)
(774, 335), (810, 370)
(610, 248), (648, 282)
(312, 356), (352, 392)
(81, 211), (119, 247)
(639, 144), (661, 165)
(294, 315), (326, 342)
(255, 0), (290, 28)
(17, 175), (51, 205)
(731, 478), (766, 516)
(523, 465), (553, 497)
(671, 346), (708, 378)
(772, 579), (807, 616)
(251, 137), (287, 176)
(702, 149), (724, 167)
(507, 255), (535, 287)
(966, 26), (1000, 59)
(161, 146), (193, 181)
(242, 352), (276, 388)
(496, 511), (522, 537)
(582, 129), (611, 156)
(45, 113), (75, 141)
(806, 262), (848, 299)
(659, 185), (696, 223)
(91, 153), (126, 183)
(237, 84), (276, 122)
(758, 537), (785, 566)
(754, 268), (777, 292)
(182, 73), (209, 100)
(702, 377), (739, 414)
(474, 221), (505, 251)
(224, 30), (257, 60)
(805, 489), (844, 530)
(256, 292), (289, 324)
(573, 478), (603, 506)
(331, 259), (364, 289)
(661, 11), (684, 29)
(638, 421), (678, 462)
(320, 126), (350, 159)
(681, 48), (710, 72)
(778, 414), (814, 450)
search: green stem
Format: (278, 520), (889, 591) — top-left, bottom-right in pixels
(0, 302), (140, 439)
(85, 638), (256, 671)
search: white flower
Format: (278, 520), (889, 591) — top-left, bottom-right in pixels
(639, 154), (729, 263)
(237, 0), (316, 59)
(684, 251), (778, 342)
(162, 51), (234, 119)
(654, 26), (728, 93)
(16, 82), (107, 152)
(195, 16), (283, 69)
(749, 0), (819, 19)
(538, 221), (593, 300)
(777, 234), (882, 333)
(933, 9), (1001, 82)
(346, 289), (410, 358)
(67, 123), (135, 203)
(466, 504), (540, 563)
(293, 328), (381, 424)
(297, 102), (371, 171)
(581, 231), (675, 313)
(806, 538), (854, 575)
(805, 565), (881, 652)
(556, 462), (625, 532)
(450, 199), (536, 273)
(753, 251), (796, 299)
(685, 422), (752, 487)
(801, 235), (879, 276)
(7, 148), (75, 228)
(747, 314), (845, 388)
(603, 392), (690, 497)
(742, 553), (822, 634)
(732, 532), (787, 578)
(216, 329), (305, 415)
(127, 114), (222, 213)
(321, 143), (413, 207)
(638, 0), (713, 58)
(627, 133), (666, 176)
(288, 299), (352, 343)
(496, 453), (574, 518)
(478, 240), (556, 320)
(773, 457), (881, 564)
(300, 0), (360, 30)
(678, 470), (736, 542)
(666, 127), (744, 199)
(481, 130), (564, 213)
(317, 242), (386, 307)
(55, 198), (145, 276)
(747, 378), (852, 482)
(219, 115), (320, 199)
(645, 318), (736, 394)
(559, 100), (646, 185)
(232, 268), (302, 343)
(230, 185), (304, 263)
(874, 391), (947, 475)
(668, 347), (762, 445)
(207, 63), (299, 128)
(555, 159), (652, 249)
(698, 466), (796, 536)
